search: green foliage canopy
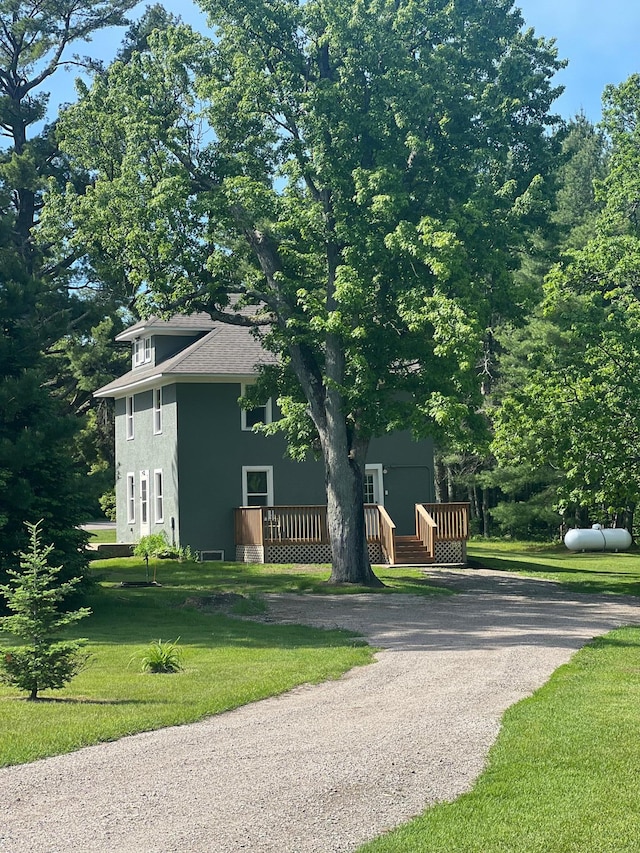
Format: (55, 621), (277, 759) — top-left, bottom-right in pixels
(494, 75), (640, 519)
(50, 0), (564, 580)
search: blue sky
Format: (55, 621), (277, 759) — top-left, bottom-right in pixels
(53, 0), (639, 124)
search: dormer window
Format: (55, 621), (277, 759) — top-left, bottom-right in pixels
(133, 335), (152, 367)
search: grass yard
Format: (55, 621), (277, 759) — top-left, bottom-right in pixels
(94, 557), (452, 597)
(358, 625), (640, 853)
(85, 527), (117, 545)
(0, 558), (447, 766)
(0, 558), (373, 766)
(468, 538), (640, 597)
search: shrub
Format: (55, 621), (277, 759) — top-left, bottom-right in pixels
(178, 544), (199, 563)
(99, 488), (117, 522)
(141, 638), (183, 673)
(133, 532), (172, 582)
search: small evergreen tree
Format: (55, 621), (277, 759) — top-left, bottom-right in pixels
(0, 521), (91, 700)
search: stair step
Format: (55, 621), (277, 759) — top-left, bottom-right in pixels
(392, 557), (434, 565)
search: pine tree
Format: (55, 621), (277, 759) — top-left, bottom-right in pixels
(0, 521), (91, 700)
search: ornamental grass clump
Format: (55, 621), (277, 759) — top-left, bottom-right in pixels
(0, 521), (91, 700)
(141, 638), (183, 673)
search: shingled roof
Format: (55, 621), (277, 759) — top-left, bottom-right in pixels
(95, 317), (277, 398)
(115, 312), (217, 341)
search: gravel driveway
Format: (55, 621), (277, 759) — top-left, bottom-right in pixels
(1, 568), (638, 853)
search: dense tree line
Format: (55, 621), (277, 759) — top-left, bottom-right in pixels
(0, 0), (136, 583)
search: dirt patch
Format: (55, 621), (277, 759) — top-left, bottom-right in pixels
(182, 593), (246, 612)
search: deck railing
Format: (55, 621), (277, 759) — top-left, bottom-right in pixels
(415, 503), (437, 556)
(377, 505), (396, 565)
(265, 505), (328, 544)
(235, 504), (392, 552)
(421, 502), (469, 541)
(234, 501), (470, 563)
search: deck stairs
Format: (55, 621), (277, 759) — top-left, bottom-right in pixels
(392, 534), (434, 566)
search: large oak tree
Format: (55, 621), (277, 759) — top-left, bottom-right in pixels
(50, 0), (564, 583)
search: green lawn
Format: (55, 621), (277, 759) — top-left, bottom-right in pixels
(85, 527), (117, 544)
(93, 556), (451, 597)
(0, 559), (375, 766)
(0, 558), (447, 767)
(468, 539), (640, 596)
(359, 625), (640, 853)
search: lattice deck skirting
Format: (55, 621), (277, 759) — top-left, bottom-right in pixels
(237, 541), (465, 565)
(236, 544), (265, 563)
(237, 542), (385, 564)
(434, 540), (467, 564)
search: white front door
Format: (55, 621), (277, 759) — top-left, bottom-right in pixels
(364, 464), (384, 506)
(139, 470), (150, 536)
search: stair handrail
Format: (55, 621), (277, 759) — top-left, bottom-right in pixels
(377, 505), (396, 566)
(422, 502), (470, 541)
(415, 504), (437, 559)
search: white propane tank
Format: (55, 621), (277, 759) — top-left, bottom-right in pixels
(564, 524), (632, 552)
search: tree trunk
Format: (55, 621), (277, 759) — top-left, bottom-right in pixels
(434, 453), (446, 503)
(316, 351), (382, 586)
(323, 439), (381, 585)
(482, 487), (491, 538)
(446, 465), (455, 502)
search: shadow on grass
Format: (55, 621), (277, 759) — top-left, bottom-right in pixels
(468, 555), (640, 597)
(587, 632), (640, 650)
(6, 697), (153, 705)
(93, 560), (449, 597)
(81, 595), (368, 650)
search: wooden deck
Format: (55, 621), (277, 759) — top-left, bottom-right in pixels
(234, 502), (469, 565)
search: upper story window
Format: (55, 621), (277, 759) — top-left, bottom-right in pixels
(153, 387), (162, 434)
(240, 384), (272, 431)
(126, 395), (134, 440)
(133, 335), (152, 368)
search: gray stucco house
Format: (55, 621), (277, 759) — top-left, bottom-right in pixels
(96, 314), (468, 565)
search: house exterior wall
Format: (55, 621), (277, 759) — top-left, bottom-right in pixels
(115, 384), (179, 547)
(175, 383), (328, 557)
(113, 377), (434, 556)
(367, 431), (434, 534)
(174, 383), (434, 555)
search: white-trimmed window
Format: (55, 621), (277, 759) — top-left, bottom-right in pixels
(126, 395), (134, 440)
(364, 464), (384, 506)
(133, 335), (152, 367)
(242, 466), (273, 506)
(240, 384), (272, 431)
(154, 469), (164, 523)
(153, 387), (162, 434)
(140, 470), (149, 530)
(126, 473), (135, 523)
